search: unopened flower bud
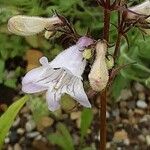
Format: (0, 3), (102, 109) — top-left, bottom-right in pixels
(105, 55), (114, 70)
(88, 40), (109, 91)
(44, 30), (56, 39)
(126, 0), (150, 35)
(60, 94), (77, 113)
(82, 48), (92, 60)
(127, 0), (150, 20)
(8, 15), (62, 36)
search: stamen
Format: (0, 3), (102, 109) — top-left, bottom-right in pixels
(58, 73), (72, 94)
(66, 77), (77, 96)
(54, 71), (67, 90)
(51, 70), (64, 83)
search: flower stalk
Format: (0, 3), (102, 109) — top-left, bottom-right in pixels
(100, 1), (110, 149)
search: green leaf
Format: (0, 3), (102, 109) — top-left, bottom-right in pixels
(138, 38), (150, 59)
(57, 123), (74, 148)
(4, 79), (17, 88)
(0, 96), (29, 148)
(48, 123), (74, 150)
(112, 74), (130, 100)
(28, 96), (50, 123)
(80, 108), (93, 140)
(48, 133), (68, 150)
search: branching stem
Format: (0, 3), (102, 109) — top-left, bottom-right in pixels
(113, 33), (122, 60)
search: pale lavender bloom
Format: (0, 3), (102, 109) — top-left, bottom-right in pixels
(22, 37), (93, 111)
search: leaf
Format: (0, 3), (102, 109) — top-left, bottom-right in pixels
(0, 96), (29, 148)
(48, 133), (68, 150)
(118, 42), (150, 88)
(28, 96), (50, 123)
(4, 79), (17, 88)
(80, 108), (93, 140)
(48, 123), (74, 150)
(138, 38), (150, 59)
(57, 123), (74, 147)
(112, 74), (130, 100)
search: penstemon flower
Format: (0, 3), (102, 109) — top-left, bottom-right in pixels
(126, 0), (150, 34)
(7, 15), (62, 36)
(127, 0), (150, 19)
(22, 36), (93, 111)
(88, 40), (109, 92)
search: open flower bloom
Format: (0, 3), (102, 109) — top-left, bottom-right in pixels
(7, 15), (62, 36)
(126, 0), (150, 34)
(22, 37), (93, 111)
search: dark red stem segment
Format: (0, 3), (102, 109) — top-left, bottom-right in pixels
(103, 9), (110, 42)
(100, 89), (107, 150)
(100, 2), (110, 150)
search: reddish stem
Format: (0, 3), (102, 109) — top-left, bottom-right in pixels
(113, 33), (121, 59)
(100, 2), (110, 150)
(103, 6), (110, 41)
(100, 89), (107, 150)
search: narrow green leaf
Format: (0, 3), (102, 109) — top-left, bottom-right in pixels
(57, 123), (74, 149)
(0, 96), (29, 148)
(48, 123), (74, 150)
(48, 133), (68, 150)
(80, 108), (93, 140)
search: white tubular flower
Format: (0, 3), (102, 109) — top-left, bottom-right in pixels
(88, 40), (109, 92)
(127, 0), (150, 34)
(22, 36), (93, 111)
(127, 0), (150, 20)
(7, 15), (62, 36)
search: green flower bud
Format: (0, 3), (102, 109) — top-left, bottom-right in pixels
(105, 55), (114, 70)
(82, 48), (92, 60)
(60, 94), (77, 113)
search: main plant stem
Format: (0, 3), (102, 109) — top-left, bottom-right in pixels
(100, 89), (107, 150)
(100, 2), (110, 150)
